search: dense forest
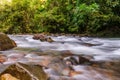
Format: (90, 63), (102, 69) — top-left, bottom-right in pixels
(0, 0), (120, 37)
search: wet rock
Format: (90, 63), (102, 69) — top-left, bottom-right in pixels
(65, 56), (79, 65)
(40, 56), (82, 77)
(33, 34), (54, 42)
(0, 73), (19, 80)
(0, 33), (17, 51)
(79, 56), (92, 65)
(0, 55), (7, 64)
(0, 63), (48, 80)
(33, 34), (46, 41)
(65, 56), (92, 65)
(60, 50), (74, 57)
(46, 37), (54, 43)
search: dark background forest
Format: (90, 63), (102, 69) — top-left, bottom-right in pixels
(0, 0), (120, 37)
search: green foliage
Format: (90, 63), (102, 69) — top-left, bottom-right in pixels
(69, 3), (100, 33)
(0, 0), (120, 36)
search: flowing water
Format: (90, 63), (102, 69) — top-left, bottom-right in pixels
(1, 35), (120, 80)
(9, 35), (120, 61)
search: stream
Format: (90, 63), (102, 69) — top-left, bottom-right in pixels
(0, 35), (120, 80)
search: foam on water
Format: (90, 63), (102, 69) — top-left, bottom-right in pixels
(9, 35), (120, 61)
(113, 49), (120, 55)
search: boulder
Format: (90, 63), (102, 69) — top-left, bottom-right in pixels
(33, 34), (45, 40)
(0, 33), (16, 51)
(0, 63), (48, 80)
(33, 34), (54, 42)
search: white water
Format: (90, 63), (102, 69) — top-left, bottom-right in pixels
(9, 35), (120, 61)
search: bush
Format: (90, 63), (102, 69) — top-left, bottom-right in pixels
(0, 0), (120, 36)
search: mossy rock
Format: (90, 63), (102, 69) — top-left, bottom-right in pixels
(0, 63), (48, 80)
(0, 33), (16, 51)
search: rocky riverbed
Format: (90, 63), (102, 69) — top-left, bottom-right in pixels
(0, 34), (120, 80)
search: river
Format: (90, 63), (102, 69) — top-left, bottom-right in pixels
(0, 35), (120, 80)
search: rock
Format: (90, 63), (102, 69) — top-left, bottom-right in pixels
(0, 73), (19, 80)
(61, 67), (82, 77)
(79, 56), (92, 65)
(0, 63), (48, 80)
(46, 37), (54, 43)
(60, 50), (74, 57)
(37, 56), (71, 76)
(33, 34), (46, 40)
(0, 33), (17, 51)
(33, 34), (54, 42)
(80, 42), (103, 47)
(65, 56), (92, 65)
(65, 56), (79, 65)
(42, 56), (81, 76)
(0, 55), (7, 64)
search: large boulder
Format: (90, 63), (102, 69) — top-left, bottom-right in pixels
(0, 63), (48, 80)
(0, 33), (16, 51)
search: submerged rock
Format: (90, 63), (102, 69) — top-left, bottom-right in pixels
(0, 33), (16, 51)
(92, 61), (120, 77)
(81, 42), (102, 47)
(0, 63), (48, 80)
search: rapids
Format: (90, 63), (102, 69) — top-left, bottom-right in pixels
(9, 35), (120, 61)
(0, 35), (120, 80)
